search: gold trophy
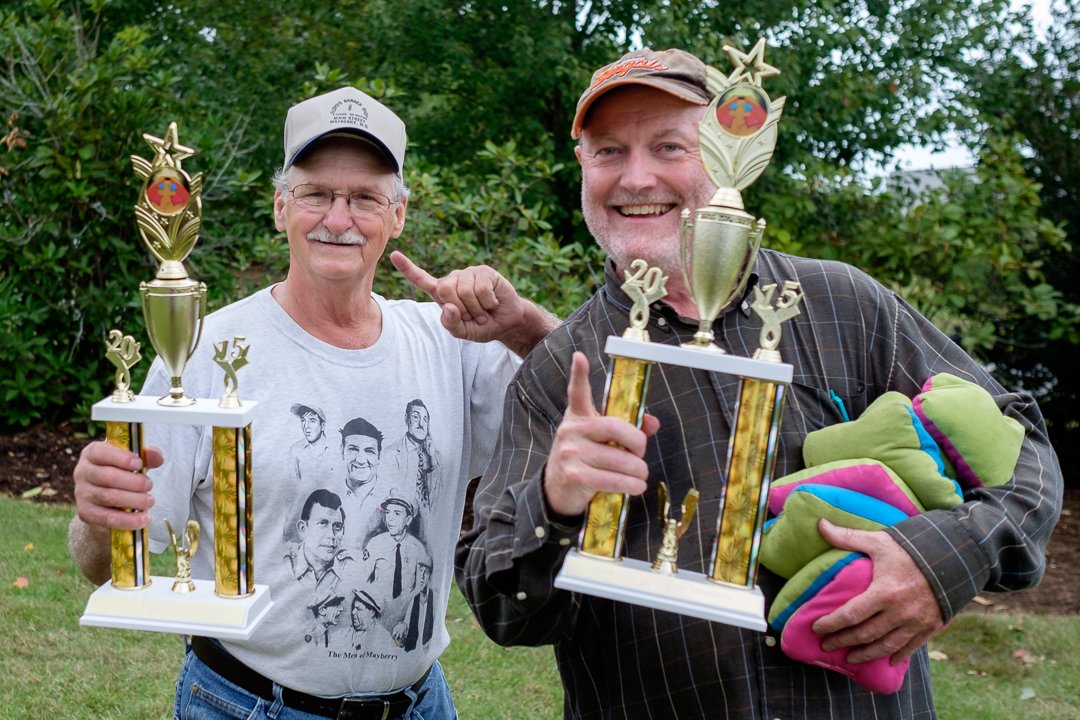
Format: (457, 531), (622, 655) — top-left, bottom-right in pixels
(80, 123), (271, 639)
(555, 40), (801, 631)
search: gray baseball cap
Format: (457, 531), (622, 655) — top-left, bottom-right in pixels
(283, 87), (407, 172)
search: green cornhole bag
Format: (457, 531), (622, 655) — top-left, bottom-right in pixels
(912, 373), (1025, 490)
(760, 484), (908, 580)
(802, 391), (963, 510)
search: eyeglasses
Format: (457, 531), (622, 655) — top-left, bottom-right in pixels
(288, 184), (393, 215)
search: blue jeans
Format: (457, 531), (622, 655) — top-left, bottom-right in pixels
(173, 644), (457, 720)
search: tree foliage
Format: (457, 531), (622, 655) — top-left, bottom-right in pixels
(0, 0), (1074, 476)
(955, 0), (1080, 463)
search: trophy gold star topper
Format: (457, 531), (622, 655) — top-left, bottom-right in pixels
(133, 122), (208, 406)
(680, 38), (787, 349)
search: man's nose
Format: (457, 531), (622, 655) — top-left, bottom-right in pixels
(322, 195), (354, 235)
(618, 149), (659, 194)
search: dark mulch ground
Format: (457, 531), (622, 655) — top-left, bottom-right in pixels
(2, 425), (1076, 615)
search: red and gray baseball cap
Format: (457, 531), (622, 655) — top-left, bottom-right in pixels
(283, 87), (407, 172)
(571, 48), (711, 139)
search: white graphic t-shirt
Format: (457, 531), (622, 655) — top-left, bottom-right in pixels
(141, 285), (518, 695)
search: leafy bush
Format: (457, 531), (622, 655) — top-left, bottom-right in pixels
(0, 5), (267, 427)
(388, 139), (604, 318)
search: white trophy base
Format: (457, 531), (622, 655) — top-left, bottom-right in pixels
(605, 336), (793, 383)
(92, 395), (258, 427)
(80, 577), (272, 640)
(554, 549), (767, 632)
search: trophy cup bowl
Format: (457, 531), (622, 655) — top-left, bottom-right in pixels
(140, 277), (207, 407)
(679, 206), (763, 349)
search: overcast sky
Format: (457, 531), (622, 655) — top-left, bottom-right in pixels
(894, 0), (1053, 171)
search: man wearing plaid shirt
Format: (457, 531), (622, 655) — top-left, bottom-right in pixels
(456, 48), (1063, 719)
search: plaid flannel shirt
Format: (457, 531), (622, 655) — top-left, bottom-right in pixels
(456, 250), (1062, 719)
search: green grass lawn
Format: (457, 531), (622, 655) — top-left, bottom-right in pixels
(1, 495), (1076, 719)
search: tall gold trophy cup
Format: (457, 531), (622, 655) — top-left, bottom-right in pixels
(555, 40), (802, 631)
(79, 123), (271, 639)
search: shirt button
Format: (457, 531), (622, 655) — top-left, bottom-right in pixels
(559, 537), (571, 546)
(765, 636), (777, 647)
(534, 526), (546, 539)
(516, 591), (527, 601)
(657, 317), (667, 327)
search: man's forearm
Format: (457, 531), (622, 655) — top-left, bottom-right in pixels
(67, 515), (113, 586)
(501, 301), (559, 357)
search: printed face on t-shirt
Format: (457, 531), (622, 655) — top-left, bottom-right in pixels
(301, 412), (324, 443)
(299, 503), (344, 564)
(384, 504), (411, 537)
(318, 602), (343, 627)
(351, 599), (377, 631)
(343, 433), (380, 485)
(416, 563), (431, 592)
(406, 405), (429, 443)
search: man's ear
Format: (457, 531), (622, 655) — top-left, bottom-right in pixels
(274, 190), (287, 232)
(574, 144), (584, 166)
(389, 195), (408, 239)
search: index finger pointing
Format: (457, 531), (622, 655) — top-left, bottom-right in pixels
(390, 250), (438, 298)
(566, 352), (598, 418)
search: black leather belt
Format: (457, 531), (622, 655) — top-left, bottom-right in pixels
(190, 636), (429, 720)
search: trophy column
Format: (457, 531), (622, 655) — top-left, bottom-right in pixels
(709, 282), (803, 587)
(710, 376), (784, 586)
(212, 423), (254, 596)
(101, 331), (151, 590)
(578, 260), (665, 560)
(106, 422), (151, 589)
(211, 338), (255, 598)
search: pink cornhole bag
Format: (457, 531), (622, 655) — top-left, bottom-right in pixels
(780, 557), (910, 694)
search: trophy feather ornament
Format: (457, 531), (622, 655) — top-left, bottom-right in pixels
(132, 121), (204, 281)
(699, 39), (786, 197)
(133, 121), (208, 407)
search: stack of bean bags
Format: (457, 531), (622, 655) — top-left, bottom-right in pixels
(758, 373), (1025, 693)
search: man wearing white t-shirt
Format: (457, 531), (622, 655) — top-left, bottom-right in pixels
(68, 86), (557, 719)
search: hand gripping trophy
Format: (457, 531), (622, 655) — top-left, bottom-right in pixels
(555, 40), (803, 631)
(79, 124), (271, 639)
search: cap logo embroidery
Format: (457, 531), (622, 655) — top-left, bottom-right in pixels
(592, 58), (668, 89)
(329, 99), (369, 128)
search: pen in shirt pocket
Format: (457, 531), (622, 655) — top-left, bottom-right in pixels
(828, 388), (851, 422)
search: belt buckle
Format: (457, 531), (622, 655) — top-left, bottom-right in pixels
(336, 696), (391, 720)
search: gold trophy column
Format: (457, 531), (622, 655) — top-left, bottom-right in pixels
(709, 281), (803, 587)
(578, 260), (667, 560)
(105, 421), (150, 589)
(710, 377), (784, 585)
(212, 337), (254, 597)
(213, 424), (254, 596)
(102, 330), (150, 589)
